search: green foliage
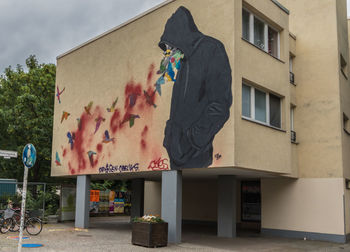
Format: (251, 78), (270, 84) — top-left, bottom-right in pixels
(42, 185), (60, 215)
(90, 180), (130, 192)
(0, 55), (69, 184)
(90, 180), (113, 191)
(0, 184), (59, 216)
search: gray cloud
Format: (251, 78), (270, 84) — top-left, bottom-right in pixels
(0, 0), (164, 72)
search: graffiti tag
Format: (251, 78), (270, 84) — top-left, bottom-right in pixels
(99, 163), (139, 174)
(148, 158), (169, 171)
(214, 153), (222, 160)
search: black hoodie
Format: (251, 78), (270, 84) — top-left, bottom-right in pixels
(159, 6), (232, 170)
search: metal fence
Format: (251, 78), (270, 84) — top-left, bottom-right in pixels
(0, 181), (46, 218)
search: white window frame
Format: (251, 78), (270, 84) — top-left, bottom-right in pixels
(242, 8), (280, 59)
(242, 83), (282, 129)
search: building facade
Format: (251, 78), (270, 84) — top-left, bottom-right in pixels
(51, 0), (350, 243)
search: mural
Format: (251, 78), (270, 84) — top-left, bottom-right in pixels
(159, 6), (232, 169)
(52, 6), (232, 176)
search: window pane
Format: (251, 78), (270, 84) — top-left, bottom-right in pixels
(268, 27), (278, 57)
(255, 89), (266, 122)
(270, 94), (281, 128)
(242, 10), (250, 40)
(254, 18), (265, 50)
(242, 84), (251, 117)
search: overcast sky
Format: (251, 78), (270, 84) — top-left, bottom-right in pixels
(1, 0), (350, 73)
(0, 0), (164, 73)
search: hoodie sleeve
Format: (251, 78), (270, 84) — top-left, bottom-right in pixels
(188, 43), (232, 149)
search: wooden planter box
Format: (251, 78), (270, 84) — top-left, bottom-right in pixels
(132, 222), (168, 248)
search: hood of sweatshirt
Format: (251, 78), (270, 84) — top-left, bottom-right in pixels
(159, 6), (203, 58)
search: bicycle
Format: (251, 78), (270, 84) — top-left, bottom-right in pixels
(8, 209), (42, 235)
(0, 209), (13, 234)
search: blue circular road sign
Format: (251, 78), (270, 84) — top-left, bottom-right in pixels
(22, 144), (36, 169)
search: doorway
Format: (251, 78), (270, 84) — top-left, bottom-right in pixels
(240, 180), (261, 233)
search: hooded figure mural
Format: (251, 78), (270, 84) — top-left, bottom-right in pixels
(159, 6), (232, 170)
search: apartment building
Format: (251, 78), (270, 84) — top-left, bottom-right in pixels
(51, 0), (350, 243)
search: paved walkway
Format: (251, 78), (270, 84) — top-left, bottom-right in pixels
(0, 216), (349, 251)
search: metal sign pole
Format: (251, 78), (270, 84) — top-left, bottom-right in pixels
(18, 143), (36, 251)
(17, 165), (28, 252)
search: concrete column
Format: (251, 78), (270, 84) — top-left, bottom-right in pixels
(75, 175), (90, 229)
(131, 178), (144, 218)
(161, 170), (182, 244)
(217, 175), (236, 238)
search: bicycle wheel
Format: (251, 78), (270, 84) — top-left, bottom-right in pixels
(10, 213), (20, 232)
(0, 218), (13, 234)
(25, 217), (42, 235)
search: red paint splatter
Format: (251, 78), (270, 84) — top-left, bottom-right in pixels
(97, 144), (103, 153)
(140, 125), (148, 151)
(68, 162), (76, 175)
(110, 109), (120, 134)
(141, 126), (148, 137)
(141, 139), (146, 150)
(71, 113), (90, 172)
(138, 103), (144, 110)
(147, 64), (155, 86)
(63, 149), (67, 157)
(124, 81), (142, 109)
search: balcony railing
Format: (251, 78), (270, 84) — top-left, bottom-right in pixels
(290, 72), (295, 84)
(291, 130), (296, 143)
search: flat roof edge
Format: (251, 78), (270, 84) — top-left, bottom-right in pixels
(270, 0), (289, 15)
(56, 0), (175, 60)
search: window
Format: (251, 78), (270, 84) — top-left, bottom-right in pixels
(254, 17), (265, 50)
(255, 89), (266, 122)
(268, 27), (278, 57)
(269, 94), (281, 128)
(242, 83), (282, 128)
(289, 55), (295, 84)
(242, 8), (280, 58)
(340, 54), (348, 79)
(242, 9), (250, 41)
(290, 106), (296, 142)
(242, 84), (251, 117)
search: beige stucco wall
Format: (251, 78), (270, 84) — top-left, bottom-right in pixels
(233, 0), (292, 175)
(183, 180), (218, 221)
(262, 178), (345, 235)
(345, 185), (350, 234)
(338, 3), (350, 180)
(144, 181), (161, 216)
(278, 0), (343, 179)
(51, 0), (237, 176)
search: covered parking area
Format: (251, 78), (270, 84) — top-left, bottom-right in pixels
(72, 167), (281, 244)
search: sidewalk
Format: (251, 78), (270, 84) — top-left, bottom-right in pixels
(0, 216), (349, 252)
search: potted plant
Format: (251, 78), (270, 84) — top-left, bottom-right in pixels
(131, 215), (168, 248)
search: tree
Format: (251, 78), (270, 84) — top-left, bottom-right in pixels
(0, 55), (56, 182)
